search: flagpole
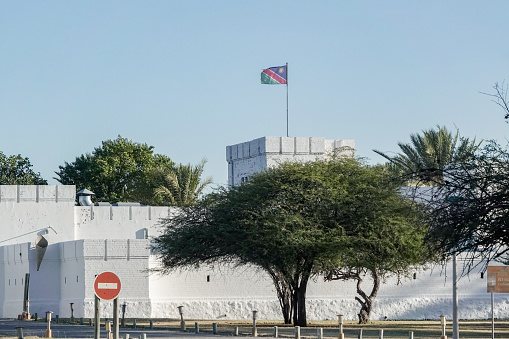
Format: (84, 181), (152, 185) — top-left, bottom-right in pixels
(286, 62), (289, 137)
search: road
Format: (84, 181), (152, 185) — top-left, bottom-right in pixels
(0, 319), (237, 339)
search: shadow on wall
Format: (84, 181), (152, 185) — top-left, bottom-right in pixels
(376, 297), (496, 320)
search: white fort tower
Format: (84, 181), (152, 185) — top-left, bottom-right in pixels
(0, 136), (506, 320)
(226, 136), (355, 186)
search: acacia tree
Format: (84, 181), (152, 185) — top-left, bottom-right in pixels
(0, 152), (47, 185)
(320, 163), (431, 324)
(153, 156), (429, 325)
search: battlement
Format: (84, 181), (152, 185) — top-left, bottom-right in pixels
(226, 136), (355, 186)
(0, 185), (76, 204)
(226, 136), (355, 161)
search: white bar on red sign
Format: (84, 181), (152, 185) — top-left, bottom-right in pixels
(98, 283), (118, 289)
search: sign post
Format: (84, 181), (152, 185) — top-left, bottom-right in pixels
(486, 266), (509, 339)
(94, 272), (121, 339)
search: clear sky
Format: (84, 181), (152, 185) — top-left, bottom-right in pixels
(1, 1), (508, 188)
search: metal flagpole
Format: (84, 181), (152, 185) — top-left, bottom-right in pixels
(286, 62), (289, 137)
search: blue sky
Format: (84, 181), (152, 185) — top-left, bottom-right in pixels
(1, 1), (508, 188)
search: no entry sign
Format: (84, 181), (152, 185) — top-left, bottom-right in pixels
(94, 272), (121, 300)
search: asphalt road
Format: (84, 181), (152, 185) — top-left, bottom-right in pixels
(0, 319), (236, 339)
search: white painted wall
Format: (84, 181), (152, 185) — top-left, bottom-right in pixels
(0, 243), (30, 317)
(0, 181), (508, 321)
(226, 137), (355, 186)
(146, 256), (505, 321)
(0, 185), (76, 246)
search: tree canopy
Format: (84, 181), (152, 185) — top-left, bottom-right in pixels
(153, 156), (430, 325)
(54, 136), (175, 204)
(424, 141), (509, 270)
(155, 159), (212, 206)
(374, 125), (481, 185)
(0, 152), (47, 185)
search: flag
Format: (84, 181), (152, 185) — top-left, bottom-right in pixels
(261, 65), (287, 85)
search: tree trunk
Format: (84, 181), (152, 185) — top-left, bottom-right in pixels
(267, 270), (292, 324)
(292, 265), (311, 327)
(294, 282), (308, 326)
(355, 270), (380, 324)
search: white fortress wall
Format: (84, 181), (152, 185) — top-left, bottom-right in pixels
(226, 137), (356, 186)
(0, 185), (76, 246)
(74, 205), (174, 240)
(0, 243), (30, 317)
(147, 254), (505, 321)
(1, 184), (509, 320)
(82, 239), (151, 319)
(21, 239), (151, 319)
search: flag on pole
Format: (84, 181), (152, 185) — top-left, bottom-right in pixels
(261, 65), (287, 84)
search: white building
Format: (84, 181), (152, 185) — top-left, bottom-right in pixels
(226, 137), (355, 186)
(0, 137), (506, 321)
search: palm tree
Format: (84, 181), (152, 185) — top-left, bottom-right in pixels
(374, 125), (481, 185)
(155, 159), (212, 206)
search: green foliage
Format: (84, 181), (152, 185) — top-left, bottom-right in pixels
(154, 156), (429, 325)
(54, 136), (175, 204)
(0, 152), (47, 185)
(155, 159), (212, 206)
(374, 125), (481, 185)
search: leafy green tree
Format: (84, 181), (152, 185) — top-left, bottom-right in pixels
(55, 136), (174, 204)
(153, 156), (429, 325)
(0, 152), (47, 185)
(323, 185), (430, 323)
(374, 125), (481, 185)
(155, 159), (212, 206)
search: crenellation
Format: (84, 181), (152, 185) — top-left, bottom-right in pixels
(241, 142), (249, 158)
(310, 137), (325, 154)
(227, 136), (356, 186)
(295, 137), (309, 154)
(249, 139), (260, 157)
(38, 185), (56, 202)
(0, 185), (76, 204)
(281, 137), (294, 154)
(0, 185), (17, 202)
(18, 186), (37, 202)
(264, 136), (280, 153)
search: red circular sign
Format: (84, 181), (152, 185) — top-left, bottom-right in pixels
(94, 272), (121, 300)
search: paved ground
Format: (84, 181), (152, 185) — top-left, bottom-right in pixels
(0, 319), (239, 339)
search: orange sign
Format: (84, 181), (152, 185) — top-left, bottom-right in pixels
(487, 266), (509, 293)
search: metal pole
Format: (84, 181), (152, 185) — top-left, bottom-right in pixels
(440, 315), (447, 339)
(252, 310), (258, 337)
(113, 297), (119, 339)
(286, 62), (289, 137)
(94, 295), (100, 339)
(338, 314), (344, 339)
(452, 254), (459, 339)
(491, 292), (495, 339)
(295, 326), (301, 339)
